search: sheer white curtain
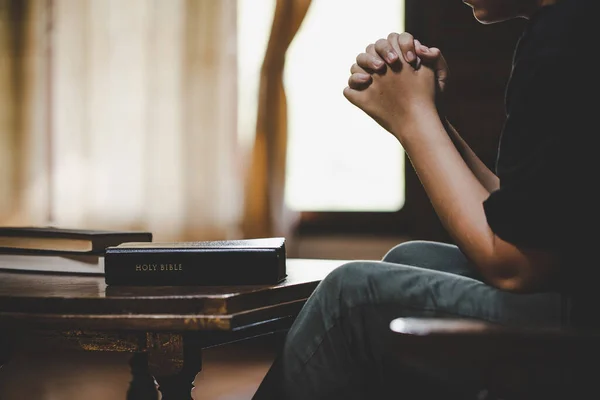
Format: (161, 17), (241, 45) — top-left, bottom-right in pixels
(0, 0), (242, 242)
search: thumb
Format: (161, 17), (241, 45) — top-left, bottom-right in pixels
(343, 86), (364, 109)
(415, 41), (448, 91)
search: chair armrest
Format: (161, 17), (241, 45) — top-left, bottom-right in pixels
(389, 317), (600, 364)
(388, 317), (600, 399)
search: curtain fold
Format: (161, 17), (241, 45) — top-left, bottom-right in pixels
(0, 0), (50, 225)
(241, 0), (312, 239)
(0, 0), (20, 220)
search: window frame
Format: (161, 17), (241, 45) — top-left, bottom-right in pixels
(295, 0), (430, 237)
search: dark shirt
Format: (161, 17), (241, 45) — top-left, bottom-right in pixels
(481, 0), (598, 325)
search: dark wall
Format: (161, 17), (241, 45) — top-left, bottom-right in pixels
(403, 0), (527, 242)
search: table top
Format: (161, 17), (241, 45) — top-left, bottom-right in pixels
(0, 258), (345, 331)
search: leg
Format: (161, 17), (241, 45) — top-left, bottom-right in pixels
(151, 334), (202, 400)
(254, 240), (476, 400)
(253, 242), (564, 400)
(154, 357), (202, 400)
(127, 353), (159, 400)
(382, 240), (478, 278)
(0, 330), (13, 370)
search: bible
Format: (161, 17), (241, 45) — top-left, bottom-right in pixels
(104, 237), (286, 286)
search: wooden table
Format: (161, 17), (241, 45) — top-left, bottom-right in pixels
(0, 258), (344, 399)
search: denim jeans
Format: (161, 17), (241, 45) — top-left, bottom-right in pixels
(252, 240), (566, 400)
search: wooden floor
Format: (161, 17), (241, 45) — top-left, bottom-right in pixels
(0, 334), (278, 400)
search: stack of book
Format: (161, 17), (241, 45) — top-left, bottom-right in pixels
(0, 227), (153, 275)
(0, 227), (288, 286)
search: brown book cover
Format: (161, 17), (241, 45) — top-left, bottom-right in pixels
(0, 226), (153, 255)
(104, 237), (286, 286)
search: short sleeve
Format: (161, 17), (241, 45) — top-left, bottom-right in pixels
(483, 166), (569, 249)
(483, 51), (595, 250)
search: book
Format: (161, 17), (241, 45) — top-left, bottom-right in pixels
(104, 237), (286, 286)
(0, 227), (152, 275)
(0, 226), (153, 254)
(0, 253), (104, 275)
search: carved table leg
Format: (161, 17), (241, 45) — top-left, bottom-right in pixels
(154, 358), (202, 400)
(127, 353), (159, 400)
(147, 333), (202, 400)
(0, 331), (13, 370)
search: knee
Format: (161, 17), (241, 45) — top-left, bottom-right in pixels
(315, 261), (384, 306)
(322, 261), (374, 286)
(283, 262), (382, 350)
(382, 240), (441, 264)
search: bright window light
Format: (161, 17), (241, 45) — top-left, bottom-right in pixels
(238, 0), (405, 212)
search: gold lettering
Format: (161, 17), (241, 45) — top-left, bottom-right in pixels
(134, 264), (157, 271)
(136, 263), (183, 272)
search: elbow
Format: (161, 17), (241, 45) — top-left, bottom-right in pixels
(472, 234), (558, 294)
(480, 257), (555, 294)
(488, 275), (534, 293)
(462, 232), (560, 293)
(470, 248), (528, 292)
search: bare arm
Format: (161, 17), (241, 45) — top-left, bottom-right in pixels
(443, 120), (499, 193)
(397, 107), (558, 293)
(345, 46), (561, 294)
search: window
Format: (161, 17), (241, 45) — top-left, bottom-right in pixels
(238, 0), (405, 214)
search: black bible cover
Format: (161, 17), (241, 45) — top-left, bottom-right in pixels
(104, 237), (286, 286)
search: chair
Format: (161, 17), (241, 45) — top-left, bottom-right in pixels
(389, 317), (600, 399)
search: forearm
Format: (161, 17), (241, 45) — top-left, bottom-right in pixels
(393, 107), (552, 292)
(397, 109), (496, 269)
(443, 119), (499, 192)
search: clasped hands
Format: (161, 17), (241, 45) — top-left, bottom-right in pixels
(343, 32), (448, 143)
